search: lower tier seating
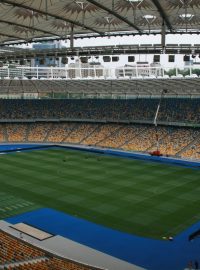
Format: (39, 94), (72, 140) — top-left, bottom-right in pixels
(0, 122), (199, 158)
(0, 230), (102, 270)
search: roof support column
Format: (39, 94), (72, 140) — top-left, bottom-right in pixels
(70, 24), (74, 49)
(161, 21), (166, 53)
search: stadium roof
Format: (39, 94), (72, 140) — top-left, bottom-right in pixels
(0, 0), (200, 44)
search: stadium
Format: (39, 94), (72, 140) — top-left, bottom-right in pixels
(0, 1), (200, 270)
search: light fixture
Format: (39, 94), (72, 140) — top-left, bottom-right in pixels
(143, 14), (156, 25)
(179, 0), (193, 5)
(179, 13), (194, 20)
(143, 15), (156, 20)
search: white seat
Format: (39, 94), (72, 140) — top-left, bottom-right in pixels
(190, 74), (198, 78)
(176, 74), (183, 78)
(163, 75), (169, 78)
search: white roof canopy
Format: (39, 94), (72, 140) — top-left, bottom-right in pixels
(0, 0), (199, 44)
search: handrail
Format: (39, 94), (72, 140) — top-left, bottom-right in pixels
(0, 66), (198, 80)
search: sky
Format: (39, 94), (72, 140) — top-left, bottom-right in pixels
(58, 33), (200, 69)
(18, 33), (200, 69)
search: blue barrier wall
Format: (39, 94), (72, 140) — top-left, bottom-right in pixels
(58, 144), (200, 169)
(1, 143), (199, 169)
(2, 143), (200, 270)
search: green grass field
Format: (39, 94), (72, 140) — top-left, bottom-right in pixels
(0, 148), (200, 239)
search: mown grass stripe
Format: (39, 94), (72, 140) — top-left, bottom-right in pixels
(1, 148), (200, 238)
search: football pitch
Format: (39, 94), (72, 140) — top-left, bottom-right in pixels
(1, 147), (200, 239)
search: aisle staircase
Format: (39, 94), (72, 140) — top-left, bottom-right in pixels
(61, 123), (80, 143)
(175, 133), (200, 157)
(119, 126), (147, 148)
(43, 123), (53, 142)
(80, 124), (100, 144)
(145, 132), (169, 152)
(0, 256), (49, 269)
(95, 125), (125, 146)
(3, 124), (8, 142)
(25, 123), (31, 141)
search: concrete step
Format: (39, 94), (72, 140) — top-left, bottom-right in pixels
(0, 256), (49, 269)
